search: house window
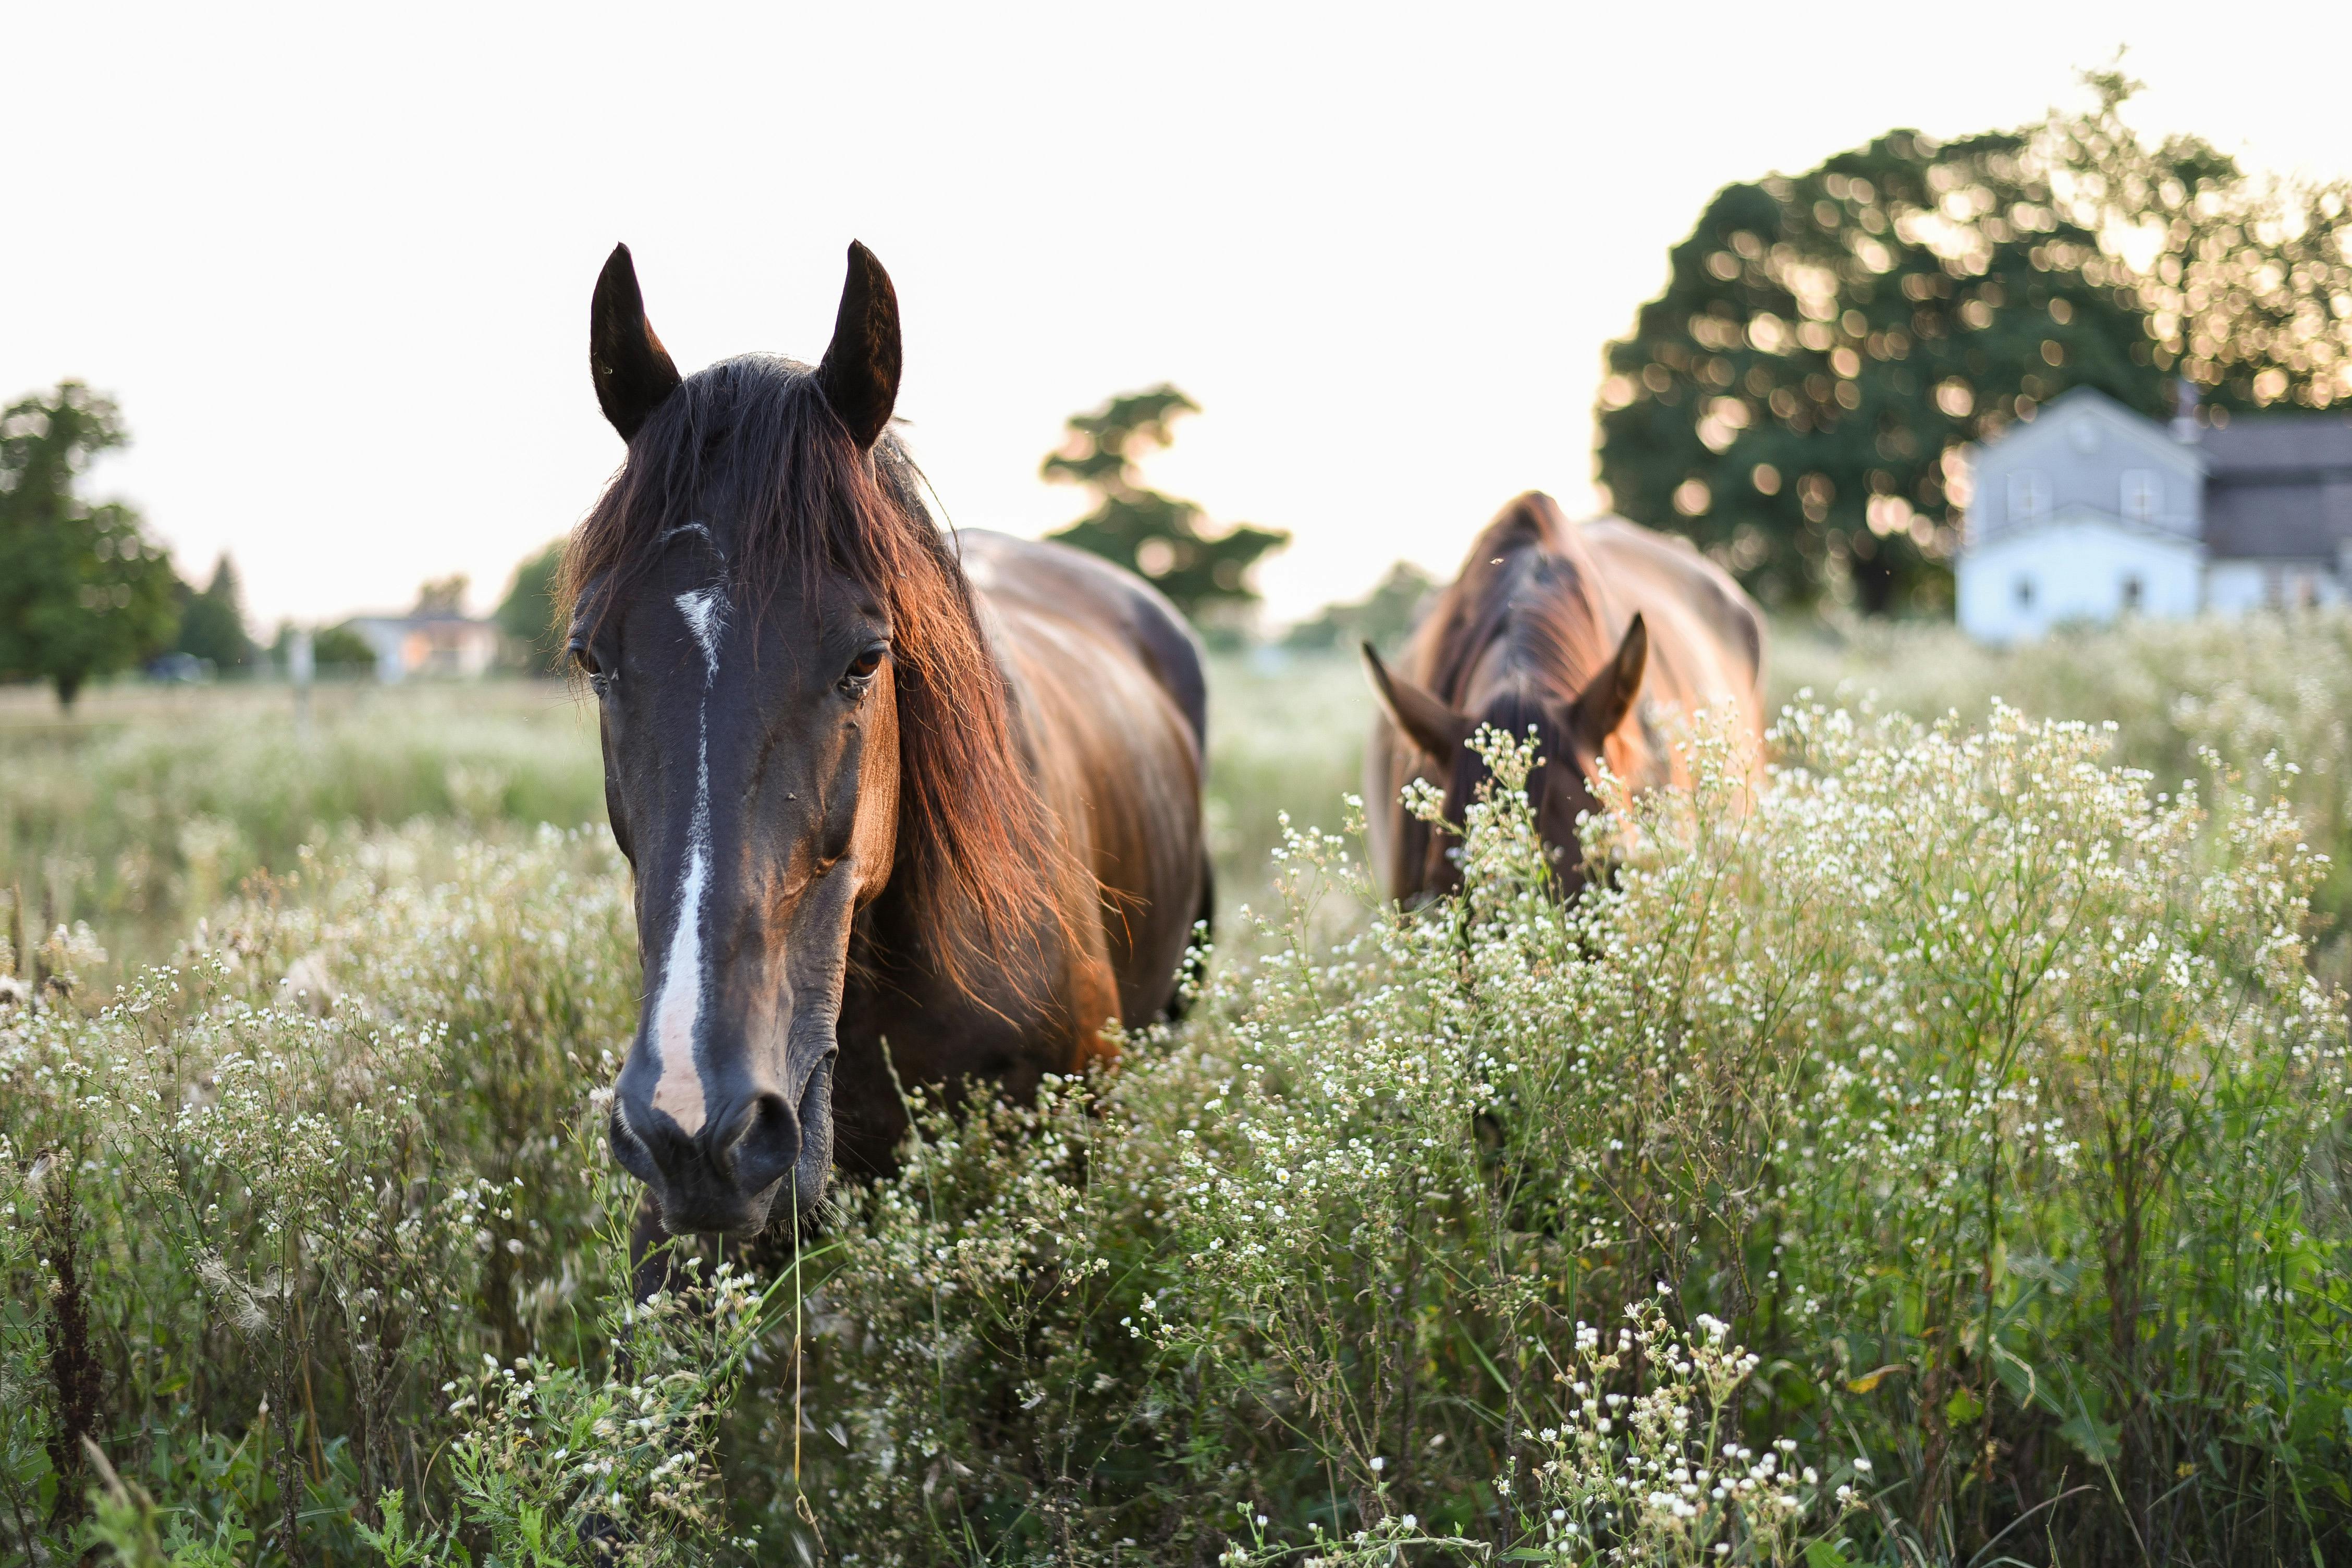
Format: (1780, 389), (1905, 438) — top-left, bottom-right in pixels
(2121, 470), (2160, 523)
(2121, 574), (2143, 610)
(2008, 470), (2049, 526)
(2014, 575), (2035, 608)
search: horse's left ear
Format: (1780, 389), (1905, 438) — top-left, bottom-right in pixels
(817, 240), (902, 449)
(1570, 613), (1647, 749)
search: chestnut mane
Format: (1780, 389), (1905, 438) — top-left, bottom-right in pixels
(557, 353), (1076, 1001)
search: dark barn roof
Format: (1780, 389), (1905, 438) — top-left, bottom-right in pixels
(2201, 413), (2352, 561)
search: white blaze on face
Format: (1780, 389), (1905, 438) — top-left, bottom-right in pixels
(649, 583), (725, 1134)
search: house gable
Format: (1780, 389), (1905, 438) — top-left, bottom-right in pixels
(1965, 387), (2205, 548)
(1956, 387), (2352, 636)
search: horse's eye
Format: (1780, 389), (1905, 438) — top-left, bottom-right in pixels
(571, 639), (616, 699)
(843, 643), (887, 684)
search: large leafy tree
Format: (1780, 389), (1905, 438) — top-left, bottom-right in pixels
(1597, 74), (2352, 615)
(1596, 130), (2162, 614)
(0, 383), (179, 706)
(1044, 384), (1287, 622)
(413, 574), (469, 617)
(2041, 72), (2352, 410)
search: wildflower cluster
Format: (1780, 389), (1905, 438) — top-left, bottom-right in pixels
(447, 1166), (783, 1567)
(1513, 1294), (1847, 1566)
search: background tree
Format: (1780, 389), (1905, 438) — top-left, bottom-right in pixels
(0, 383), (180, 707)
(413, 574), (469, 617)
(495, 541), (565, 673)
(1595, 129), (2161, 614)
(1283, 560), (1437, 654)
(172, 554), (255, 671)
(270, 619), (374, 673)
(2040, 70), (2352, 412)
(308, 623), (378, 670)
(1596, 73), (2352, 615)
(1043, 384), (1287, 622)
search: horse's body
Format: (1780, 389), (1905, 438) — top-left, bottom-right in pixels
(1363, 492), (1765, 901)
(571, 243), (1205, 1238)
(830, 529), (1208, 1176)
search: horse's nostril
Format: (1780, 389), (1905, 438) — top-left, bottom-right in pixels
(608, 1106), (659, 1183)
(726, 1092), (800, 1198)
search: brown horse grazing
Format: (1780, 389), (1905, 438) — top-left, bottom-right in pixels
(566, 242), (1208, 1240)
(1361, 492), (1766, 902)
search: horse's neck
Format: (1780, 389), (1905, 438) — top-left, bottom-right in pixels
(849, 866), (1068, 1027)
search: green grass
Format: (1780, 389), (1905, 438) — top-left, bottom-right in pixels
(0, 679), (607, 974)
(0, 658), (1377, 982)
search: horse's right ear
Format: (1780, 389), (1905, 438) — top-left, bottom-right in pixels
(1363, 643), (1476, 763)
(590, 244), (682, 442)
(817, 240), (902, 449)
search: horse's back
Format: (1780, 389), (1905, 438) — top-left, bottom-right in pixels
(1577, 516), (1767, 747)
(957, 531), (1207, 1033)
(960, 530), (1207, 746)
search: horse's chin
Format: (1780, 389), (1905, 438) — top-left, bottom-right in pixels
(722, 1150), (828, 1240)
(727, 1182), (783, 1239)
(784, 1054), (837, 1221)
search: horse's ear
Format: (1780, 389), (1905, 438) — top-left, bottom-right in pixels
(817, 240), (902, 449)
(1570, 612), (1647, 749)
(1363, 642), (1475, 763)
(590, 244), (683, 442)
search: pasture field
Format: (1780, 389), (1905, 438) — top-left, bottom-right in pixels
(1, 621), (2349, 1567)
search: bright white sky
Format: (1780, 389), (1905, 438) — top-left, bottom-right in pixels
(8, 1), (2351, 628)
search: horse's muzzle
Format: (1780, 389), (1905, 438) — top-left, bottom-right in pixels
(610, 1056), (835, 1238)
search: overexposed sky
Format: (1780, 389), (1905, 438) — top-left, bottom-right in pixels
(8, 1), (2351, 627)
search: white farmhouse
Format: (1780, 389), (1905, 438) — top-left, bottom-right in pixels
(341, 612), (503, 682)
(1955, 385), (2352, 643)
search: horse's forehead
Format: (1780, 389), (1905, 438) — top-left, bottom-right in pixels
(609, 544), (875, 668)
(658, 521), (724, 556)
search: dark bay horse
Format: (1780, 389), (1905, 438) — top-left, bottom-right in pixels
(568, 242), (1208, 1239)
(1361, 492), (1766, 902)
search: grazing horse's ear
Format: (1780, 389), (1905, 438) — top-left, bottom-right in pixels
(817, 240), (902, 449)
(1571, 613), (1648, 749)
(1363, 643), (1476, 763)
(590, 243), (683, 442)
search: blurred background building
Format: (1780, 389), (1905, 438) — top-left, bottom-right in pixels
(1957, 384), (2352, 642)
(341, 609), (502, 682)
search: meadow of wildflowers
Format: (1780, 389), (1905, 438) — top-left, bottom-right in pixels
(1, 628), (2348, 1565)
